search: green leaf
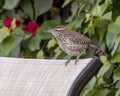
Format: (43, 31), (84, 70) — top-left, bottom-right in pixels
(9, 28), (23, 57)
(97, 19), (110, 29)
(96, 0), (103, 4)
(24, 34), (32, 40)
(111, 38), (120, 55)
(97, 64), (110, 78)
(115, 81), (120, 96)
(106, 32), (115, 50)
(91, 89), (109, 96)
(111, 53), (120, 63)
(84, 18), (100, 34)
(115, 16), (120, 26)
(9, 36), (22, 56)
(100, 56), (111, 65)
(0, 27), (10, 43)
(108, 22), (120, 33)
(107, 23), (120, 55)
(37, 50), (44, 59)
(85, 13), (92, 23)
(97, 56), (111, 78)
(114, 67), (120, 78)
(68, 13), (85, 30)
(34, 0), (53, 18)
(115, 81), (120, 89)
(92, 4), (101, 17)
(53, 47), (62, 59)
(103, 65), (114, 83)
(96, 27), (106, 42)
(28, 34), (41, 51)
(3, 0), (20, 10)
(100, 1), (109, 16)
(47, 38), (57, 49)
(102, 11), (112, 20)
(65, 1), (79, 22)
(62, 0), (73, 8)
(53, 47), (67, 59)
(0, 36), (15, 56)
(20, 0), (34, 20)
(13, 27), (24, 35)
(92, 0), (109, 17)
(9, 44), (20, 57)
(115, 88), (120, 96)
(38, 20), (59, 39)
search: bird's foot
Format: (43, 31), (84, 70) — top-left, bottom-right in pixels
(65, 60), (70, 66)
(75, 54), (82, 65)
(65, 56), (71, 66)
(75, 59), (79, 65)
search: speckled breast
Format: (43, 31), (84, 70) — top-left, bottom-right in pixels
(57, 37), (87, 56)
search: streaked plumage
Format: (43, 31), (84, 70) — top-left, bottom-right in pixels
(47, 25), (108, 65)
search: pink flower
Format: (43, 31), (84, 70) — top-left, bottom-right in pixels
(22, 21), (39, 35)
(2, 17), (21, 30)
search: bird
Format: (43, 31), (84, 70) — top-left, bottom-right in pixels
(46, 25), (108, 66)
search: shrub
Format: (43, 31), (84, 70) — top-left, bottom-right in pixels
(0, 0), (120, 95)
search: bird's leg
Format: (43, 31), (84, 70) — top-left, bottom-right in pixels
(65, 56), (72, 66)
(75, 54), (82, 65)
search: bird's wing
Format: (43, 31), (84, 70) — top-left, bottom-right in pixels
(67, 31), (92, 44)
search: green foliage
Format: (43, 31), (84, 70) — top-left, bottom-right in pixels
(37, 50), (44, 59)
(64, 0), (120, 95)
(47, 38), (57, 49)
(38, 20), (59, 39)
(34, 0), (53, 18)
(112, 53), (120, 63)
(20, 0), (34, 20)
(0, 0), (120, 95)
(0, 27), (10, 43)
(62, 0), (74, 8)
(0, 36), (15, 56)
(3, 0), (20, 10)
(28, 34), (41, 51)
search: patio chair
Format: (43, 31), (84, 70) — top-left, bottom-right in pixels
(0, 56), (102, 96)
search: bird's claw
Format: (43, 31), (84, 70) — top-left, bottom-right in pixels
(75, 59), (79, 65)
(65, 60), (70, 66)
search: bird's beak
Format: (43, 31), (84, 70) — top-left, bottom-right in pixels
(45, 29), (52, 33)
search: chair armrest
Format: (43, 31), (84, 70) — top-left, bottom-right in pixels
(68, 56), (102, 96)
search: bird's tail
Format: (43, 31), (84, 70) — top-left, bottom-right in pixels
(88, 44), (108, 56)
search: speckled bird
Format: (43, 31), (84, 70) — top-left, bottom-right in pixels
(46, 25), (108, 65)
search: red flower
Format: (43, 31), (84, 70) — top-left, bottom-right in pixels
(2, 16), (21, 30)
(15, 19), (21, 28)
(22, 21), (39, 35)
(2, 17), (12, 29)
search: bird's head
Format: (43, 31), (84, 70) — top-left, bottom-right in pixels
(46, 25), (67, 37)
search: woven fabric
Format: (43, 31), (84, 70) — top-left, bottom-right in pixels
(0, 57), (92, 96)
